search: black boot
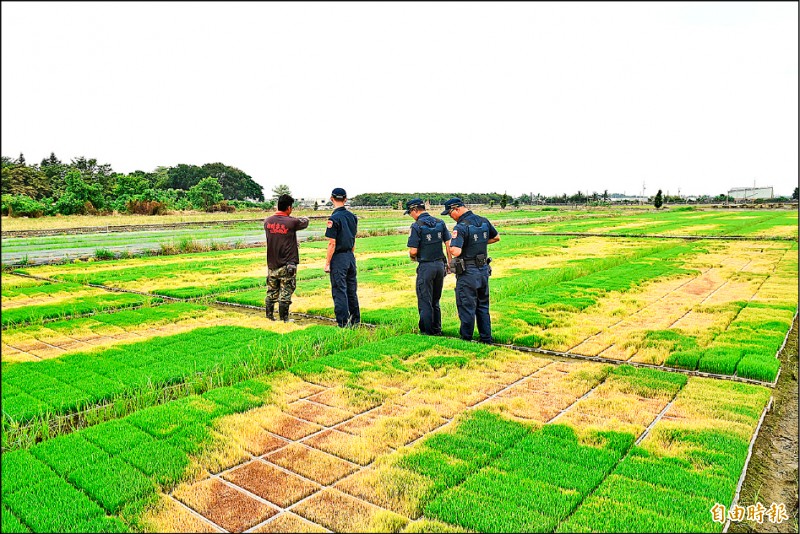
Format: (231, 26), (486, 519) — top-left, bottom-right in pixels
(278, 302), (293, 322)
(265, 300), (275, 321)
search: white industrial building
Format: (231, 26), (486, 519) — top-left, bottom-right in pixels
(727, 187), (773, 200)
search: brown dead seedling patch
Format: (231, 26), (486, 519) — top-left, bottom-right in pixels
(172, 477), (278, 532)
(294, 488), (409, 533)
(223, 459), (319, 507)
(251, 513), (328, 533)
(266, 444), (358, 485)
(249, 405), (323, 440)
(285, 399), (354, 426)
(140, 494), (222, 533)
(487, 361), (609, 422)
(304, 429), (391, 465)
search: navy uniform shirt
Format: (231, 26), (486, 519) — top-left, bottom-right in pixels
(325, 206), (358, 253)
(450, 211), (498, 259)
(407, 212), (451, 262)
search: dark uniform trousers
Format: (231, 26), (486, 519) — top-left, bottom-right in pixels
(455, 264), (492, 343)
(330, 251), (360, 327)
(416, 260), (445, 335)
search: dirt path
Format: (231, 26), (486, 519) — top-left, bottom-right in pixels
(730, 315), (799, 533)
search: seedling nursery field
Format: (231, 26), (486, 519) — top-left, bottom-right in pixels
(0, 207), (797, 533)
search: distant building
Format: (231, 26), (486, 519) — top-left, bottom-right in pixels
(728, 187), (773, 200)
(609, 196), (649, 203)
(296, 197), (331, 209)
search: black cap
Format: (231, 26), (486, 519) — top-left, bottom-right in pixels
(441, 197), (465, 215)
(331, 187), (347, 200)
(403, 198), (425, 215)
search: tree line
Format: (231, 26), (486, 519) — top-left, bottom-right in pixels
(1, 153), (267, 217)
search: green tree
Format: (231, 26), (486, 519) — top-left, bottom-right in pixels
(500, 192), (509, 209)
(187, 177), (223, 211)
(54, 170), (105, 214)
(167, 164), (206, 190)
(114, 173), (149, 198)
(654, 189), (664, 209)
(70, 156), (116, 196)
(313, 200), (319, 211)
(40, 152), (67, 195)
(512, 199), (519, 208)
(793, 187), (798, 200)
(1, 164), (50, 198)
(201, 162), (264, 201)
(271, 184), (292, 201)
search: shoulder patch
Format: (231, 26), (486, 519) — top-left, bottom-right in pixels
(451, 229), (458, 238)
(326, 220), (333, 228)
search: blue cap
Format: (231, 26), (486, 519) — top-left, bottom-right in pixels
(331, 187), (347, 199)
(403, 198), (425, 215)
(441, 197), (465, 215)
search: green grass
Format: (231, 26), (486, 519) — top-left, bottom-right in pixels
(1, 325), (368, 424)
(3, 476), (110, 533)
(1, 293), (159, 328)
(420, 415), (634, 532)
(69, 458), (153, 513)
(1, 280), (85, 299)
(559, 377), (771, 532)
(1, 506), (30, 533)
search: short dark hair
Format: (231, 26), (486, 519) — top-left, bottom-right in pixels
(277, 194), (294, 212)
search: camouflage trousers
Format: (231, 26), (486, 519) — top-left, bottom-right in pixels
(265, 265), (297, 305)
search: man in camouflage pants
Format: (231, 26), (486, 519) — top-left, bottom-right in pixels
(264, 194), (309, 321)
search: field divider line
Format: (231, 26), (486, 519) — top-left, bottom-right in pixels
(166, 494), (228, 533)
(245, 512), (333, 534)
(723, 396), (774, 533)
(280, 363), (562, 520)
(470, 361), (556, 410)
(547, 375), (609, 424)
(210, 473), (287, 512)
(401, 361), (557, 451)
(251, 359), (599, 526)
(1, 344), (44, 361)
(501, 231), (796, 242)
(488, 341), (777, 387)
(634, 385), (685, 446)
(661, 257), (755, 334)
(566, 266), (715, 354)
(774, 310), (799, 361)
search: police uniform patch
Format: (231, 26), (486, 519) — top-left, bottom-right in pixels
(452, 230), (458, 238)
(327, 220), (333, 228)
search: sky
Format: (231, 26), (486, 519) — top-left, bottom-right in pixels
(2, 2), (797, 199)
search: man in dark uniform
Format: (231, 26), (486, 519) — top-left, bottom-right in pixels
(264, 194), (309, 321)
(405, 198), (451, 335)
(443, 197), (500, 343)
(324, 187), (360, 327)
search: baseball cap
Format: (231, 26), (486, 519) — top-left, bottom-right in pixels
(441, 197), (465, 215)
(331, 187), (347, 199)
(403, 198), (425, 215)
